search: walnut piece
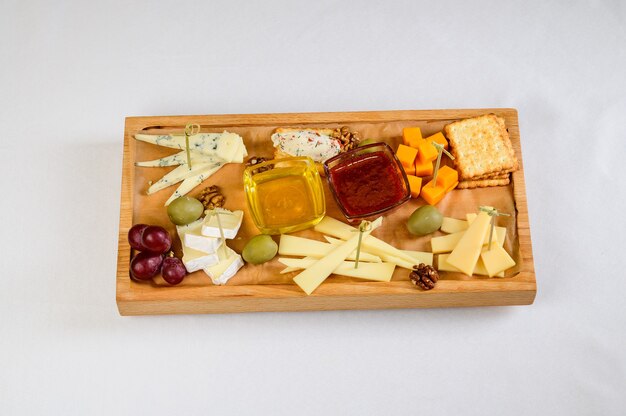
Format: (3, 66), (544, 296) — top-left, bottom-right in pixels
(409, 263), (439, 290)
(331, 126), (360, 152)
(198, 185), (225, 210)
(246, 156), (272, 175)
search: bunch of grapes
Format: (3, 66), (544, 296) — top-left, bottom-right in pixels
(128, 225), (187, 285)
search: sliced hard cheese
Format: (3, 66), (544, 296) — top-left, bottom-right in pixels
(201, 209), (244, 239)
(441, 217), (469, 234)
(324, 235), (433, 268)
(431, 226), (506, 253)
(437, 253), (504, 277)
(278, 258), (395, 282)
(279, 234), (381, 263)
(147, 162), (220, 195)
(446, 211), (491, 275)
(178, 218), (222, 254)
(164, 164), (224, 206)
(480, 242), (516, 277)
(293, 218), (381, 295)
(314, 216), (416, 264)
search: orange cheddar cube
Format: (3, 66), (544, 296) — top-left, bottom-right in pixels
(396, 144), (418, 168)
(417, 140), (438, 162)
(403, 127), (423, 148)
(446, 181), (459, 193)
(435, 165), (459, 190)
(407, 175), (422, 198)
(425, 132), (449, 150)
(420, 180), (446, 205)
(403, 164), (416, 176)
(414, 158), (433, 177)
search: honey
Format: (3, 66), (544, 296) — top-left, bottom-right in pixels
(244, 157), (325, 234)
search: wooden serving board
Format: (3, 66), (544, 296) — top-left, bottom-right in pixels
(116, 109), (535, 315)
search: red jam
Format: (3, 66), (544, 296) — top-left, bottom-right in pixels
(328, 150), (406, 217)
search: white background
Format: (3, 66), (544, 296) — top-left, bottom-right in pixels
(1, 0), (625, 414)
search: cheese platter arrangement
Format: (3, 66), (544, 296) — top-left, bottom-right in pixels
(116, 109), (535, 315)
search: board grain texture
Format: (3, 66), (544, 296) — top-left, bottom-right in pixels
(116, 109), (536, 315)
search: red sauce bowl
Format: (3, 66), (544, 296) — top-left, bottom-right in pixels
(323, 142), (410, 221)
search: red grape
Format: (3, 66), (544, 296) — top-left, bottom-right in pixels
(130, 251), (164, 280)
(141, 226), (172, 254)
(128, 224), (149, 251)
(161, 256), (187, 285)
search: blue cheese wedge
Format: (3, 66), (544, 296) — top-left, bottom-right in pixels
(201, 209), (244, 239)
(177, 218), (222, 254)
(203, 246), (244, 285)
(271, 128), (341, 163)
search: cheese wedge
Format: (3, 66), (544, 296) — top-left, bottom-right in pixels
(446, 211), (491, 275)
(178, 218), (222, 254)
(314, 216), (416, 264)
(203, 246), (244, 285)
(480, 242), (516, 277)
(440, 217), (469, 234)
(278, 258), (395, 282)
(201, 209), (244, 239)
(279, 234), (381, 262)
(293, 218), (381, 294)
(437, 253), (504, 277)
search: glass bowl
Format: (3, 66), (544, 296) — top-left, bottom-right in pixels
(323, 142), (410, 221)
(243, 157), (326, 234)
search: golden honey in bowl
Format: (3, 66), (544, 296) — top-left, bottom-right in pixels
(243, 157), (325, 234)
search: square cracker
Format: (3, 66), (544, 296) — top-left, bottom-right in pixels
(444, 114), (518, 180)
(457, 177), (510, 189)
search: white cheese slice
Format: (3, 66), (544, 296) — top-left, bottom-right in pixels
(201, 209), (244, 239)
(446, 211), (491, 275)
(480, 242), (516, 277)
(279, 234), (381, 263)
(178, 218), (222, 254)
(203, 246), (244, 285)
(314, 216), (416, 264)
(177, 225), (220, 272)
(164, 164), (224, 206)
(278, 258), (395, 282)
(441, 217), (469, 234)
(293, 217), (382, 294)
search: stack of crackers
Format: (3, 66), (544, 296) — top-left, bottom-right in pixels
(444, 114), (519, 189)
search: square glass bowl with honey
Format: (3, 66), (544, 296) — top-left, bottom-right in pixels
(243, 157), (326, 234)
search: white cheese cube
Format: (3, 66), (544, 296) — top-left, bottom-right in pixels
(201, 209), (244, 239)
(177, 220), (220, 272)
(203, 246), (244, 285)
(177, 218), (222, 254)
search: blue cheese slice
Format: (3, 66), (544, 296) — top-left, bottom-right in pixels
(135, 131), (246, 162)
(201, 209), (244, 239)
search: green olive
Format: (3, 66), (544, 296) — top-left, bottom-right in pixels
(407, 205), (443, 236)
(358, 138), (379, 147)
(242, 235), (278, 264)
(167, 196), (204, 225)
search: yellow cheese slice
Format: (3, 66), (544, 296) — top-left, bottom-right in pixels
(480, 242), (516, 277)
(431, 226), (506, 254)
(293, 218), (382, 294)
(446, 211), (491, 275)
(278, 258), (395, 282)
(441, 217), (469, 234)
(437, 253), (504, 277)
(314, 216), (416, 264)
(278, 234), (381, 263)
(324, 235), (433, 267)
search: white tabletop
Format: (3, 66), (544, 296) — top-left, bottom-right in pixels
(1, 1), (625, 414)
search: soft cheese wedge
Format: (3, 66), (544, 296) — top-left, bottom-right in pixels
(278, 258), (395, 282)
(445, 211), (491, 276)
(177, 218), (222, 254)
(134, 132), (245, 161)
(201, 209), (244, 239)
(203, 245), (244, 285)
(293, 217), (382, 295)
(177, 237), (220, 273)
